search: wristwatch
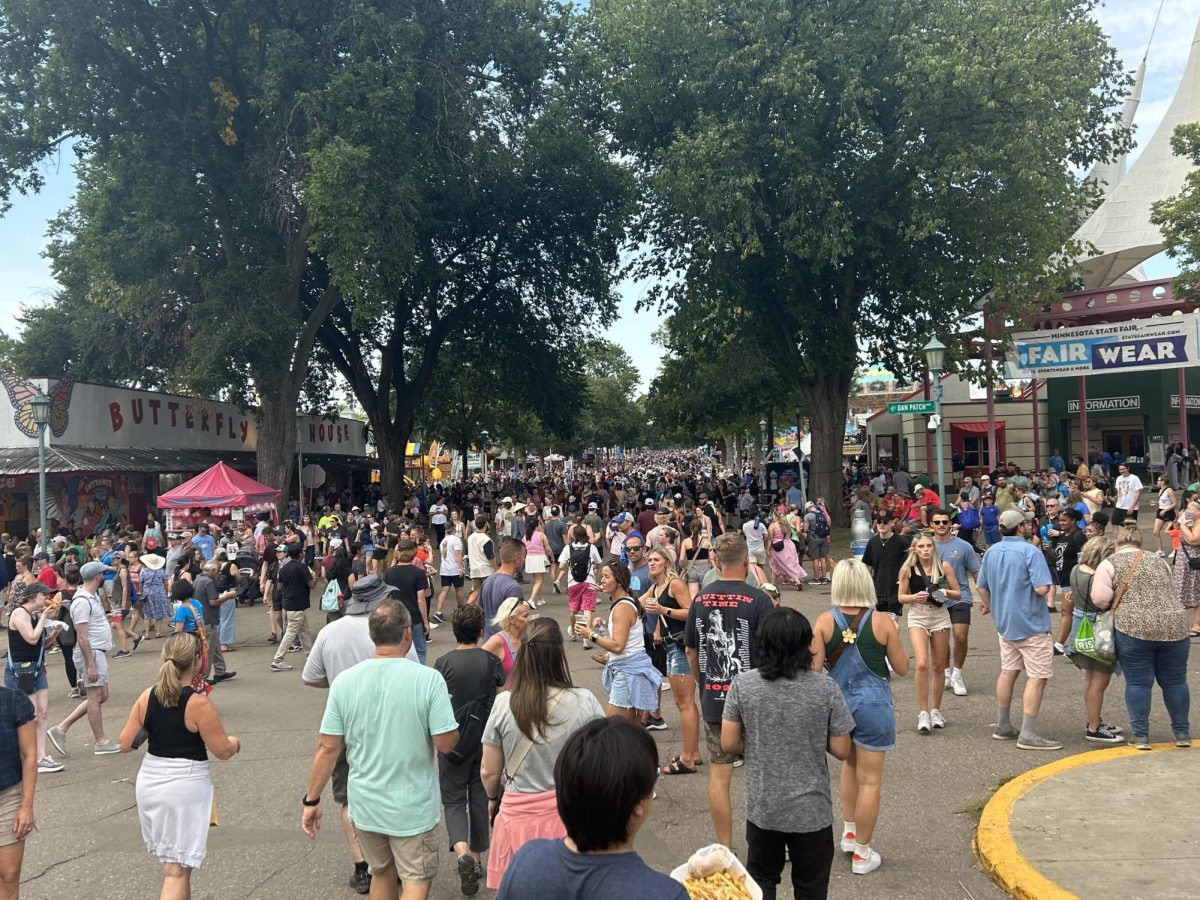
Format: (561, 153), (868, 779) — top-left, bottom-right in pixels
(302, 795), (320, 807)
(589, 632), (599, 643)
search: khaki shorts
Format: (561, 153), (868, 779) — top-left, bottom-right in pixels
(748, 548), (767, 567)
(705, 719), (742, 766)
(356, 825), (439, 883)
(999, 633), (1054, 680)
(0, 783), (24, 847)
(73, 648), (109, 687)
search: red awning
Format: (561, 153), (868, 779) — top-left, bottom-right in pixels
(950, 422), (1006, 435)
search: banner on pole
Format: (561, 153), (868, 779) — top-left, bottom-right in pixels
(1009, 314), (1200, 378)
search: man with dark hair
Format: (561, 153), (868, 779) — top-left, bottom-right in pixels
(302, 599), (458, 900)
(497, 718), (688, 899)
(270, 543), (314, 672)
(434, 604), (504, 896)
(861, 512), (909, 620)
(383, 540), (433, 664)
(478, 538), (525, 641)
(685, 533), (774, 849)
(465, 515), (496, 607)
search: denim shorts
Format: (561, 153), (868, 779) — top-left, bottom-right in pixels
(665, 642), (690, 677)
(3, 665), (48, 695)
(606, 667), (633, 708)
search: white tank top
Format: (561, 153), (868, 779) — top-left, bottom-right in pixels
(608, 597), (644, 661)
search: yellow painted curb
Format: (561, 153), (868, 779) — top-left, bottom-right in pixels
(975, 742), (1186, 900)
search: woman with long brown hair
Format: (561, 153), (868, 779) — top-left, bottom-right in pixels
(480, 618), (603, 890)
(119, 633), (240, 899)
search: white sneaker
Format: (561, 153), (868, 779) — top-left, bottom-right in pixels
(852, 847), (882, 875)
(951, 671), (967, 696)
(1156, 549), (1166, 557)
(917, 711), (931, 734)
(943, 668), (951, 689)
(840, 831), (857, 853)
(930, 708), (946, 729)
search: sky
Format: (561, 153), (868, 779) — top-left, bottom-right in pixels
(0, 0), (1194, 389)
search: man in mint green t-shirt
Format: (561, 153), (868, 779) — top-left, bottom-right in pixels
(302, 599), (459, 897)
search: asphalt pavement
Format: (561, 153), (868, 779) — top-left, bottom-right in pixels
(17, 555), (1198, 899)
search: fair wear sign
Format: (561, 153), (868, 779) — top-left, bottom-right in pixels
(1009, 313), (1200, 377)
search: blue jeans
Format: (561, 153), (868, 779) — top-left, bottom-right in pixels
(412, 624), (427, 665)
(218, 597), (236, 646)
(1114, 631), (1191, 739)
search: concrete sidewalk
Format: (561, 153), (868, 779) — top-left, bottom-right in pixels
(977, 744), (1199, 900)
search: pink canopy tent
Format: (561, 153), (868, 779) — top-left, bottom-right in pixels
(156, 461), (281, 518)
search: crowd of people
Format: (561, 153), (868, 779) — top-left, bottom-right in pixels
(0, 449), (1193, 899)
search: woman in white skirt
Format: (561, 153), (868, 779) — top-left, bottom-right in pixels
(119, 633), (240, 899)
(523, 508), (551, 606)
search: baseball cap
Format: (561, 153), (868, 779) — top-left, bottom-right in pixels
(998, 509), (1026, 530)
(875, 510), (894, 523)
(80, 561), (114, 581)
(612, 512), (632, 525)
(588, 502), (598, 510)
(644, 498), (655, 507)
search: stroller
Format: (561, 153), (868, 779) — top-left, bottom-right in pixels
(233, 544), (263, 606)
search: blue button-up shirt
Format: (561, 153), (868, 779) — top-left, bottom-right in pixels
(977, 536), (1053, 640)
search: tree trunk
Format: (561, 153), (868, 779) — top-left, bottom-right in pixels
(799, 366), (854, 527)
(255, 378), (298, 519)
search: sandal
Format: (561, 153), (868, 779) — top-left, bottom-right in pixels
(661, 756), (697, 776)
(220, 645), (237, 652)
(1189, 629), (1200, 638)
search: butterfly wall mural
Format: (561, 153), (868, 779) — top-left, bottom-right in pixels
(0, 372), (75, 439)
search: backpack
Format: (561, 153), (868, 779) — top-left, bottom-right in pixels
(56, 594), (78, 649)
(811, 507), (830, 539)
(957, 505), (980, 530)
(569, 544), (591, 583)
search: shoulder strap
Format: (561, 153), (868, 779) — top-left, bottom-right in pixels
(1112, 550), (1145, 611)
(825, 610), (867, 671)
(504, 688), (565, 784)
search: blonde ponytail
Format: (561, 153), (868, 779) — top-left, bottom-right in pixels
(155, 633), (199, 708)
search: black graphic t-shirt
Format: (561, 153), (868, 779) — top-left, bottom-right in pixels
(684, 579), (775, 723)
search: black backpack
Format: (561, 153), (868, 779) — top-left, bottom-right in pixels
(570, 544), (592, 583)
(812, 507), (830, 539)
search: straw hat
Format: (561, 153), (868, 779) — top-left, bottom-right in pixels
(140, 553), (167, 570)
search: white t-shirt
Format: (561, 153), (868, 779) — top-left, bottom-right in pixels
(439, 534), (464, 576)
(1115, 473), (1143, 511)
(301, 615), (418, 685)
(742, 519), (767, 553)
(558, 542), (601, 586)
(430, 503), (448, 526)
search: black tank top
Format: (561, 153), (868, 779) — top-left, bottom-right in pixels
(146, 688), (208, 761)
(6, 609), (42, 663)
(656, 581), (685, 639)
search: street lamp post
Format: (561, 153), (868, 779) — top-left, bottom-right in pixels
(30, 388), (53, 562)
(923, 337), (948, 506)
(794, 404), (807, 504)
(758, 419), (767, 491)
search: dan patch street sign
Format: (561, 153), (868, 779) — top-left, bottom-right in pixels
(889, 400), (936, 415)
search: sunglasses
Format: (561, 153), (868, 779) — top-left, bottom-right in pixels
(931, 519), (951, 525)
(626, 544), (644, 550)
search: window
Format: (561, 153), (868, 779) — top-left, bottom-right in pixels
(962, 436), (991, 470)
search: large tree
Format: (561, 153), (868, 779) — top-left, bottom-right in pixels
(1153, 123), (1200, 302)
(588, 0), (1128, 517)
(0, 0), (376, 494)
(309, 0), (630, 501)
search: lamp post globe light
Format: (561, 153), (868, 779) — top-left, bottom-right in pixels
(30, 388), (53, 562)
(923, 337), (948, 506)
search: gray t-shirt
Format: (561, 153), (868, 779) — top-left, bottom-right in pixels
(193, 574), (220, 626)
(482, 687), (604, 793)
(544, 518), (568, 555)
(932, 536), (980, 605)
(722, 669), (854, 833)
(70, 589), (114, 652)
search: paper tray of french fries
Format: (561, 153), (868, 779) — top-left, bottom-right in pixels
(670, 843), (762, 900)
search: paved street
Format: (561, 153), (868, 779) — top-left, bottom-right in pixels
(18, 571), (1199, 900)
